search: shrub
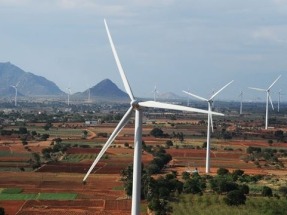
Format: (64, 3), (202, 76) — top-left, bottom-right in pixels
(224, 190), (246, 206)
(262, 186), (273, 197)
(217, 168), (229, 176)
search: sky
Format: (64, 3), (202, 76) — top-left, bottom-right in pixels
(0, 0), (287, 102)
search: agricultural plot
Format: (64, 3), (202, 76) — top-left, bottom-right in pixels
(0, 187), (77, 200)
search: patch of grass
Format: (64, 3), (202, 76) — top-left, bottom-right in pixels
(113, 186), (124, 190)
(0, 192), (77, 200)
(1, 188), (22, 194)
(171, 194), (287, 215)
(37, 193), (77, 200)
(0, 193), (36, 200)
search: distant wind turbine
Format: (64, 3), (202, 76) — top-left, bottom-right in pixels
(239, 91), (243, 115)
(66, 87), (72, 106)
(11, 81), (20, 107)
(83, 19), (224, 215)
(183, 80), (233, 174)
(152, 85), (159, 101)
(249, 75), (281, 129)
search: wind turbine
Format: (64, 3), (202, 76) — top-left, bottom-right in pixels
(66, 87), (72, 106)
(239, 91), (243, 115)
(83, 19), (224, 215)
(11, 81), (20, 107)
(152, 85), (159, 101)
(183, 80), (233, 174)
(249, 75), (281, 129)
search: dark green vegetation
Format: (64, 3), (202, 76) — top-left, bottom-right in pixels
(122, 162), (287, 215)
(0, 188), (77, 200)
(172, 194), (287, 215)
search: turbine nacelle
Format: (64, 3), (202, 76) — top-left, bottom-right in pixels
(131, 100), (140, 109)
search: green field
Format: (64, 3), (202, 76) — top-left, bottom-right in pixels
(0, 187), (77, 200)
(0, 191), (77, 200)
(171, 194), (287, 215)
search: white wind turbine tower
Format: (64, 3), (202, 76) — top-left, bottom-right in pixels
(11, 81), (20, 107)
(249, 75), (281, 130)
(183, 80), (233, 174)
(83, 20), (224, 215)
(66, 87), (72, 106)
(239, 91), (243, 115)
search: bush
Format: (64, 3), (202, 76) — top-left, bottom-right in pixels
(165, 140), (173, 147)
(150, 128), (164, 138)
(239, 184), (249, 195)
(217, 168), (229, 176)
(224, 190), (246, 206)
(262, 186), (273, 197)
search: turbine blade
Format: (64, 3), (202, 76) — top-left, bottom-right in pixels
(268, 75), (281, 90)
(139, 101), (224, 116)
(248, 87), (266, 92)
(210, 80), (234, 100)
(104, 19), (135, 101)
(268, 93), (274, 110)
(83, 107), (133, 182)
(182, 90), (208, 102)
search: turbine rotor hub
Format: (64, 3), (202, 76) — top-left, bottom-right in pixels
(131, 100), (140, 109)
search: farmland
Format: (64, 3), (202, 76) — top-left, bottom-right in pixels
(0, 102), (287, 214)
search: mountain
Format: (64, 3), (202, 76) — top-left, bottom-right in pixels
(158, 92), (183, 100)
(0, 62), (64, 96)
(80, 79), (129, 100)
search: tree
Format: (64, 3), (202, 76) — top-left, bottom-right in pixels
(43, 123), (52, 131)
(30, 152), (41, 169)
(165, 140), (173, 147)
(224, 190), (246, 206)
(182, 171), (191, 180)
(183, 178), (202, 194)
(121, 165), (133, 197)
(262, 186), (273, 197)
(148, 198), (172, 215)
(202, 142), (207, 148)
(217, 168), (229, 176)
(82, 130), (88, 139)
(150, 128), (164, 138)
(18, 127), (28, 134)
(239, 184), (249, 195)
(231, 169), (244, 181)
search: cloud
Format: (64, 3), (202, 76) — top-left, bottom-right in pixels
(252, 26), (287, 44)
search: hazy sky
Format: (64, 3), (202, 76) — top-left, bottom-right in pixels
(0, 0), (286, 102)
